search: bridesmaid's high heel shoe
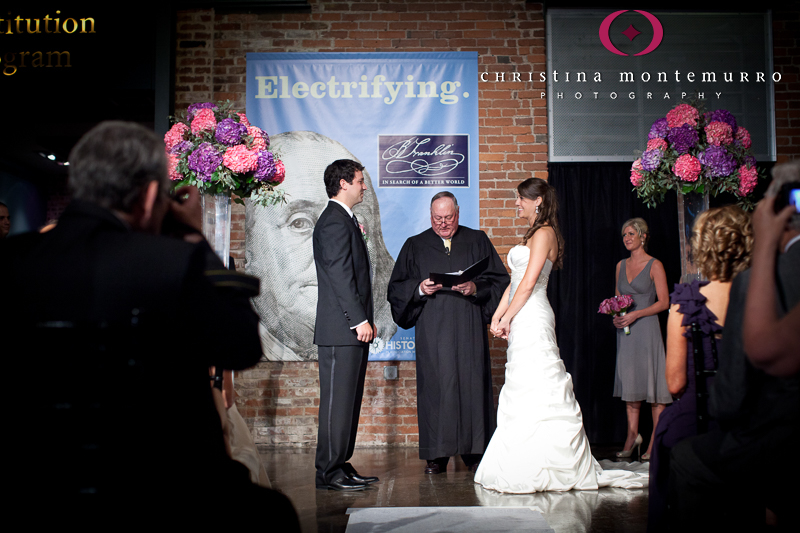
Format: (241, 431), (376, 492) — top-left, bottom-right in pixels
(616, 434), (643, 459)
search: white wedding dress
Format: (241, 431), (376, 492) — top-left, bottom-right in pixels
(474, 245), (647, 493)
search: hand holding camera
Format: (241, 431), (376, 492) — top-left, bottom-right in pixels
(162, 186), (204, 242)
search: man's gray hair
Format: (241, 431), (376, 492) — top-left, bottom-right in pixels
(430, 191), (459, 209)
(68, 121), (168, 213)
(767, 160), (800, 232)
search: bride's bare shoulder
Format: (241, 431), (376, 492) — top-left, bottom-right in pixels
(526, 225), (558, 263)
(530, 225), (556, 243)
(527, 225), (556, 251)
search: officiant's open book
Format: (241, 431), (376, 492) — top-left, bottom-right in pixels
(429, 256), (490, 288)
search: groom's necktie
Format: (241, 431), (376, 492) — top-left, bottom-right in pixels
(352, 213), (360, 228)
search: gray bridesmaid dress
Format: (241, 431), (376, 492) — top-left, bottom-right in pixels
(613, 258), (672, 404)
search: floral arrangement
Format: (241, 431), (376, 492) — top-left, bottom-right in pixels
(598, 294), (635, 335)
(359, 223), (369, 243)
(630, 99), (763, 210)
(164, 100), (286, 206)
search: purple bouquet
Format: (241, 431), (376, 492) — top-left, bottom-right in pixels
(165, 100), (286, 207)
(630, 99), (763, 210)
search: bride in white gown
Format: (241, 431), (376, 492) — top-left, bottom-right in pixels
(474, 178), (647, 494)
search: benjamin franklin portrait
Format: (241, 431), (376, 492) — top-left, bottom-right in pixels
(245, 131), (397, 361)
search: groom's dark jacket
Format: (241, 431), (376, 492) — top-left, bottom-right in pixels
(313, 200), (374, 346)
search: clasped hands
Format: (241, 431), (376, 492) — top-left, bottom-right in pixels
(420, 279), (476, 297)
(490, 316), (510, 340)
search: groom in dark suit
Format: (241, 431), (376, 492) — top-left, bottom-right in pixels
(313, 159), (379, 491)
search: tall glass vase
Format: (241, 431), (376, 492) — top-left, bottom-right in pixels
(677, 191), (710, 283)
(201, 193), (231, 268)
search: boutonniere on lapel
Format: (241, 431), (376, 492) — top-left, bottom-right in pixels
(359, 223), (369, 243)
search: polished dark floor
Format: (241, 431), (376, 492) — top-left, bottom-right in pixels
(260, 446), (648, 533)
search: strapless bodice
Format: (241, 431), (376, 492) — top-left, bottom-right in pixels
(508, 245), (552, 293)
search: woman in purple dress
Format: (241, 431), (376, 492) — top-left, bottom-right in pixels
(648, 205), (753, 530)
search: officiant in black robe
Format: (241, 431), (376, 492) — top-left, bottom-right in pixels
(387, 191), (509, 474)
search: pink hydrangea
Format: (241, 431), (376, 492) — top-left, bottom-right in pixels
(273, 159), (286, 184)
(191, 108), (217, 136)
(666, 103), (699, 128)
(223, 144), (258, 173)
(247, 126), (267, 151)
(164, 123), (189, 151)
(673, 154), (701, 182)
(630, 158), (644, 187)
(738, 165), (758, 196)
(736, 126), (752, 149)
(237, 113), (251, 127)
(705, 121), (733, 146)
(167, 153), (183, 181)
(646, 137), (668, 152)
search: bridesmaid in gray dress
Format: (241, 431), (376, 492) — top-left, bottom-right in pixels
(612, 218), (671, 461)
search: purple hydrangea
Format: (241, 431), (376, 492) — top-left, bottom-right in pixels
(187, 102), (218, 121)
(699, 145), (737, 178)
(187, 142), (222, 181)
(215, 118), (248, 146)
(169, 140), (194, 155)
(648, 118), (669, 139)
(254, 150), (276, 181)
(667, 124), (699, 154)
(705, 109), (737, 133)
(641, 149), (663, 172)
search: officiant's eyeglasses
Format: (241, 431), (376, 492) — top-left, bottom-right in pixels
(432, 214), (456, 224)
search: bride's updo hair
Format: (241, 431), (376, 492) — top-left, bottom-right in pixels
(518, 177), (564, 270)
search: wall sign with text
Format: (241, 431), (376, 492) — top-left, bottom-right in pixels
(378, 134), (469, 188)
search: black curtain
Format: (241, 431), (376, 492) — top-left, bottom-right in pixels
(546, 163), (680, 444)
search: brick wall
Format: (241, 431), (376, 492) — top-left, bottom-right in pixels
(773, 9), (800, 162)
(175, 0), (547, 447)
(173, 2), (799, 447)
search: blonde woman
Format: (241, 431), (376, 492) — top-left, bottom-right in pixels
(612, 218), (671, 461)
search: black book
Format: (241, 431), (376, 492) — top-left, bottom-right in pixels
(429, 256), (490, 288)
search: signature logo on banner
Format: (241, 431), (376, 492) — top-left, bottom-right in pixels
(599, 10), (663, 57)
(378, 135), (469, 188)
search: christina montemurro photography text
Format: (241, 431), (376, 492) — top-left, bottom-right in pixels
(480, 69), (783, 100)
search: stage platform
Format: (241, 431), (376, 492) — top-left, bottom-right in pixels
(260, 446), (648, 533)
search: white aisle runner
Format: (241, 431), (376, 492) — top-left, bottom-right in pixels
(345, 507), (554, 533)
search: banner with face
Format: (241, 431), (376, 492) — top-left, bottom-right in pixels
(246, 52), (479, 361)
